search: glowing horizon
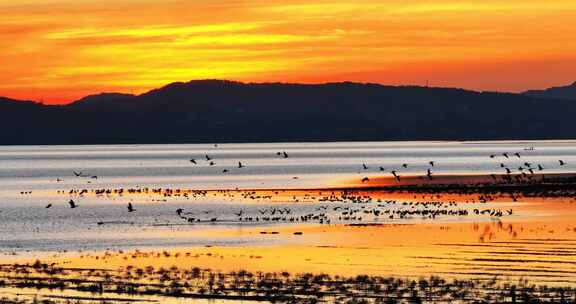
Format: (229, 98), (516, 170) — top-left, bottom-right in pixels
(2, 0), (576, 104)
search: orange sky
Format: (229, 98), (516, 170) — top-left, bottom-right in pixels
(2, 0), (576, 104)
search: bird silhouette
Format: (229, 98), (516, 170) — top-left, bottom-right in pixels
(502, 153), (509, 158)
(361, 177), (370, 183)
(176, 208), (184, 216)
(402, 163), (408, 168)
(379, 166), (385, 171)
(45, 204), (52, 209)
(362, 163), (368, 170)
(538, 164), (544, 171)
(127, 203), (135, 212)
(68, 200), (77, 208)
(190, 159), (197, 164)
(238, 162), (244, 168)
(429, 161), (435, 167)
(209, 161), (215, 166)
(222, 169), (229, 173)
(73, 171), (83, 177)
(514, 152), (521, 158)
(559, 160), (566, 166)
(283, 151), (289, 158)
(205, 155), (211, 161)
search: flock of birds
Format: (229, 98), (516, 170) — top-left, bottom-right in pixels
(357, 150), (567, 184)
(20, 146), (572, 227)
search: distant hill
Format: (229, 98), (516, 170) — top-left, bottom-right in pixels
(1, 79), (576, 145)
(523, 81), (576, 100)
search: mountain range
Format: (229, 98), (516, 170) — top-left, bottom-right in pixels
(523, 81), (576, 100)
(1, 79), (575, 145)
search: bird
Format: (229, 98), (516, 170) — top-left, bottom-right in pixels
(514, 152), (521, 158)
(429, 161), (435, 167)
(73, 171), (83, 177)
(190, 159), (197, 164)
(426, 169), (433, 180)
(361, 177), (370, 183)
(500, 163), (506, 168)
(505, 168), (511, 174)
(362, 163), (368, 170)
(127, 203), (135, 212)
(537, 164), (544, 171)
(45, 204), (52, 209)
(502, 153), (509, 158)
(282, 151), (289, 158)
(379, 166), (385, 171)
(402, 163), (408, 168)
(489, 154), (495, 158)
(238, 162), (244, 168)
(209, 161), (215, 166)
(205, 155), (211, 161)
(234, 210), (244, 217)
(222, 169), (229, 173)
(559, 160), (566, 166)
(176, 208), (184, 216)
(391, 170), (400, 181)
(68, 200), (77, 208)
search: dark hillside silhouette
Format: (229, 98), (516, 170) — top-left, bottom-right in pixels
(1, 80), (575, 145)
(523, 81), (576, 100)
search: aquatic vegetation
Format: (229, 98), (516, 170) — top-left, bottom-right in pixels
(1, 261), (575, 303)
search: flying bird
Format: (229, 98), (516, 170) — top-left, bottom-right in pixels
(429, 161), (435, 167)
(559, 160), (566, 166)
(45, 204), (52, 209)
(190, 159), (197, 164)
(238, 162), (244, 168)
(283, 151), (289, 158)
(68, 200), (77, 209)
(73, 171), (83, 177)
(361, 177), (370, 183)
(362, 163), (368, 170)
(127, 203), (135, 212)
(205, 155), (211, 161)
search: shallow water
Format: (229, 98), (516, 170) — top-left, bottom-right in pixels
(0, 140), (575, 254)
(2, 141), (576, 303)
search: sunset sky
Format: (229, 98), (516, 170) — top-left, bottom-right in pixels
(2, 0), (576, 104)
